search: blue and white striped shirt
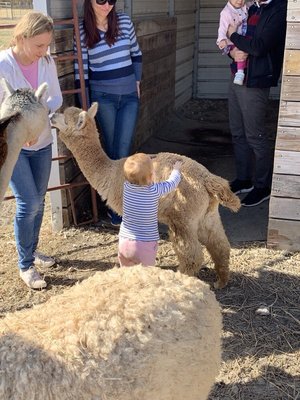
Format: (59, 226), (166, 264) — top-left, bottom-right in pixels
(74, 13), (142, 95)
(119, 169), (181, 241)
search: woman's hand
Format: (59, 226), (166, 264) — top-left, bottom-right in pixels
(24, 138), (38, 147)
(230, 47), (248, 62)
(227, 22), (240, 39)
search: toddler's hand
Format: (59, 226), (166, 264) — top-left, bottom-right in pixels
(218, 39), (227, 50)
(173, 161), (182, 171)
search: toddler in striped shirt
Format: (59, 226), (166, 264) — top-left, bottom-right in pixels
(118, 153), (181, 267)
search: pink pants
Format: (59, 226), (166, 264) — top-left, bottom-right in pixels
(118, 237), (158, 267)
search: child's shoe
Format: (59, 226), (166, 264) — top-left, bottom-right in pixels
(233, 71), (245, 85)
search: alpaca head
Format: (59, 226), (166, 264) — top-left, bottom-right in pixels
(51, 102), (99, 147)
(0, 79), (49, 119)
(0, 79), (50, 144)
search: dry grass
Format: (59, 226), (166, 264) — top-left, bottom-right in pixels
(0, 195), (299, 400)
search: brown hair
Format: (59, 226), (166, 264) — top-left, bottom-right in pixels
(83, 0), (119, 48)
(124, 153), (153, 186)
(11, 11), (53, 46)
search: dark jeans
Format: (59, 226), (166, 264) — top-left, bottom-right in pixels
(228, 81), (272, 188)
(90, 90), (139, 160)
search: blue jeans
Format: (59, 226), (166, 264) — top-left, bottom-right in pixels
(90, 90), (139, 160)
(9, 144), (52, 270)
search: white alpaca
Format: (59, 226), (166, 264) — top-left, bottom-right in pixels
(0, 266), (222, 400)
(51, 103), (241, 289)
(0, 79), (49, 203)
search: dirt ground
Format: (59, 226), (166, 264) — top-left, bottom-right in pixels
(0, 99), (299, 399)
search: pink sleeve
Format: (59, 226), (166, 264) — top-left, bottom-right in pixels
(217, 7), (234, 44)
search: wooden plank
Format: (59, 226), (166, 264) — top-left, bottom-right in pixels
(198, 52), (231, 67)
(177, 28), (195, 49)
(279, 100), (300, 127)
(272, 174), (300, 198)
(199, 21), (219, 38)
(287, 0), (300, 22)
(273, 150), (300, 174)
(199, 37), (221, 52)
(285, 22), (300, 49)
(175, 74), (192, 97)
(268, 218), (300, 251)
(283, 50), (300, 75)
(197, 66), (230, 80)
(135, 17), (176, 36)
(269, 197), (300, 220)
(197, 81), (230, 98)
(133, 0), (168, 16)
(176, 59), (193, 81)
(176, 44), (194, 64)
(175, 87), (192, 108)
(280, 76), (300, 101)
(175, 0), (196, 13)
(276, 126), (300, 151)
(176, 12), (195, 30)
(199, 0), (226, 6)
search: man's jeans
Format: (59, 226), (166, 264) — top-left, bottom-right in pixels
(90, 90), (139, 160)
(10, 144), (52, 270)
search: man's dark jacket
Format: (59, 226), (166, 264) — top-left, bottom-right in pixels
(230, 0), (287, 88)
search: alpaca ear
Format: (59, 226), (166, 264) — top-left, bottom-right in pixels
(88, 102), (98, 119)
(35, 82), (48, 101)
(76, 111), (88, 130)
(0, 78), (14, 96)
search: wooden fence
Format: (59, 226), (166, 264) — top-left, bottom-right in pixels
(268, 0), (300, 250)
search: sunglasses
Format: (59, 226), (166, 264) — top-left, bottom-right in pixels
(96, 0), (117, 5)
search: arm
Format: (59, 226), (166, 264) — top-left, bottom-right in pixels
(217, 8), (234, 45)
(155, 167), (181, 197)
(128, 18), (142, 83)
(46, 58), (63, 113)
(230, 4), (287, 56)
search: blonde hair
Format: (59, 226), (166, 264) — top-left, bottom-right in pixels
(124, 153), (153, 186)
(11, 11), (54, 47)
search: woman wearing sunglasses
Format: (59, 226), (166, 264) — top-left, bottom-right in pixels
(74, 0), (142, 225)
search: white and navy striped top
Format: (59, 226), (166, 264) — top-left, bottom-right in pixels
(119, 169), (181, 241)
(74, 13), (142, 95)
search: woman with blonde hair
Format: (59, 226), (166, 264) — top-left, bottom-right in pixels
(0, 11), (63, 289)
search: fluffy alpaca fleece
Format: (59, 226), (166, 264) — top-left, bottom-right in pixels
(0, 79), (49, 203)
(0, 266), (222, 400)
(0, 113), (17, 170)
(51, 104), (241, 289)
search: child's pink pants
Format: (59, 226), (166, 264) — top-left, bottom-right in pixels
(118, 237), (158, 267)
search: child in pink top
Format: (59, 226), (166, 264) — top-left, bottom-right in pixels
(217, 0), (252, 85)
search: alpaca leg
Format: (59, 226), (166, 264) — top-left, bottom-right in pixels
(169, 225), (204, 276)
(198, 212), (231, 289)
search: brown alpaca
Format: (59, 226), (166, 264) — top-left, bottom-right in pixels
(51, 103), (241, 288)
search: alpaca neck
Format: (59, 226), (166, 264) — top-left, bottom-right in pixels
(65, 129), (117, 200)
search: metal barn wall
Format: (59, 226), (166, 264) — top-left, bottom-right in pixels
(268, 0), (300, 251)
(196, 0), (281, 99)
